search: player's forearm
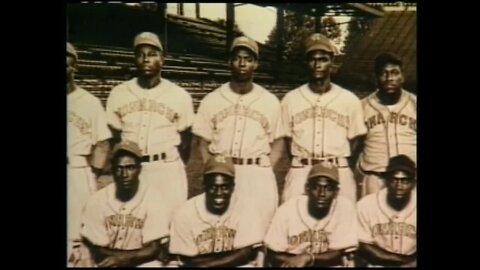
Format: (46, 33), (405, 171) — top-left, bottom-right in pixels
(183, 246), (255, 267)
(349, 135), (365, 168)
(284, 137), (293, 162)
(311, 249), (344, 266)
(197, 136), (213, 164)
(266, 249), (296, 267)
(269, 138), (284, 167)
(358, 243), (415, 266)
(178, 128), (192, 164)
(93, 241), (161, 267)
(89, 139), (111, 172)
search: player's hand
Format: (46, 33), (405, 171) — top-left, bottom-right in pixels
(280, 253), (311, 267)
(98, 255), (128, 268)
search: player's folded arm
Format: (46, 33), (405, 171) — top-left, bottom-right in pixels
(83, 237), (163, 267)
(357, 242), (416, 266)
(175, 245), (257, 268)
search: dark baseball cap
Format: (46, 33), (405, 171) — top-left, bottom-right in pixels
(204, 156), (235, 178)
(384, 155), (416, 176)
(112, 140), (142, 159)
(307, 163), (339, 184)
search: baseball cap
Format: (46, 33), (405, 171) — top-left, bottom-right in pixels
(230, 36), (259, 58)
(384, 155), (416, 176)
(134, 32), (163, 51)
(305, 33), (336, 55)
(112, 140), (142, 159)
(204, 156), (235, 178)
(307, 162), (339, 184)
(67, 42), (78, 60)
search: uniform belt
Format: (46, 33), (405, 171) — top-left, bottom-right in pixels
(358, 164), (383, 176)
(232, 157), (261, 165)
(299, 157), (349, 167)
(141, 153), (167, 163)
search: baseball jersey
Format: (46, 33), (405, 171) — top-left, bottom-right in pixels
(357, 189), (417, 256)
(281, 83), (367, 159)
(169, 193), (263, 257)
(359, 89), (417, 172)
(192, 82), (284, 158)
(106, 78), (194, 157)
(264, 195), (358, 255)
(81, 182), (170, 250)
(68, 87), (111, 166)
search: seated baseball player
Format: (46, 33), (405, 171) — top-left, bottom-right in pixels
(169, 156), (264, 267)
(80, 141), (171, 267)
(356, 155), (417, 267)
(264, 163), (358, 267)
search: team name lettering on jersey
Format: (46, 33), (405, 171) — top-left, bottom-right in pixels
(195, 226), (237, 254)
(292, 107), (349, 129)
(68, 111), (91, 135)
(372, 222), (416, 239)
(287, 229), (331, 253)
(117, 99), (178, 123)
(365, 113), (416, 131)
(212, 105), (270, 132)
(106, 214), (145, 229)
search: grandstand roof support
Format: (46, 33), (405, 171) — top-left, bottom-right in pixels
(157, 3), (167, 51)
(226, 3), (235, 58)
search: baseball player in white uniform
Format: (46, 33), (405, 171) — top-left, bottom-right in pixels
(192, 36), (285, 237)
(106, 32), (194, 221)
(281, 33), (367, 204)
(80, 141), (171, 267)
(356, 155), (417, 267)
(355, 52), (416, 198)
(169, 156), (264, 267)
(67, 42), (112, 265)
(264, 163), (357, 267)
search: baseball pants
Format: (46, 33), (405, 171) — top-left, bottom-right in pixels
(354, 163), (384, 199)
(140, 158), (188, 222)
(281, 165), (357, 204)
(233, 165), (279, 237)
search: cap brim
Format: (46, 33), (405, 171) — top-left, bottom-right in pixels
(204, 169), (234, 178)
(308, 172), (339, 183)
(306, 44), (334, 54)
(134, 40), (163, 51)
(384, 165), (416, 176)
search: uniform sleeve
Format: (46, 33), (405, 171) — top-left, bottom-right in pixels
(281, 98), (293, 138)
(176, 90), (195, 132)
(106, 88), (122, 130)
(91, 98), (112, 143)
(263, 206), (289, 252)
(142, 195), (170, 244)
(169, 211), (198, 256)
(347, 97), (367, 139)
(80, 196), (110, 247)
(328, 198), (358, 251)
(356, 199), (375, 244)
(233, 206), (264, 249)
(269, 98), (286, 142)
(191, 98), (213, 141)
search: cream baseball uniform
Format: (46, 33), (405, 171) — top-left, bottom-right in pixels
(264, 195), (357, 266)
(192, 82), (284, 236)
(357, 189), (417, 267)
(169, 193), (263, 266)
(106, 77), (194, 221)
(281, 83), (367, 203)
(68, 87), (111, 242)
(81, 182), (170, 267)
(356, 89), (417, 196)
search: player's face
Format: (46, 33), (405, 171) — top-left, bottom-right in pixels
(66, 55), (76, 81)
(307, 50), (333, 80)
(306, 177), (338, 211)
(230, 48), (258, 82)
(134, 45), (164, 78)
(112, 155), (141, 193)
(377, 63), (404, 94)
(205, 174), (234, 215)
(385, 170), (415, 200)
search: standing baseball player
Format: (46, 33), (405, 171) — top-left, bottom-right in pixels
(106, 32), (194, 221)
(80, 141), (171, 267)
(281, 33), (367, 204)
(192, 36), (284, 236)
(355, 52), (416, 198)
(67, 42), (111, 265)
(169, 156), (264, 267)
(264, 163), (358, 267)
(356, 155), (417, 267)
